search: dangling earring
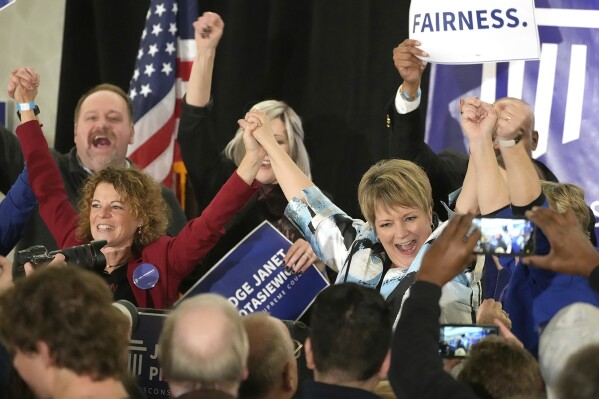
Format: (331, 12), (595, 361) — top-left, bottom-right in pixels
(137, 225), (142, 235)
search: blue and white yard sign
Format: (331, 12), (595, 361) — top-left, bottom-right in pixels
(180, 221), (329, 320)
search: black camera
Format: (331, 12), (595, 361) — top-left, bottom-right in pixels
(15, 240), (108, 273)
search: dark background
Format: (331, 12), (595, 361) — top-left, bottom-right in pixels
(56, 0), (431, 219)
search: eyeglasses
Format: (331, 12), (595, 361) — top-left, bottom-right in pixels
(292, 339), (303, 359)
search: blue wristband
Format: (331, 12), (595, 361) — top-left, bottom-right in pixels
(17, 102), (36, 111)
(400, 87), (421, 102)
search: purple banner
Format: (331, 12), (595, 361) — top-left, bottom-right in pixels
(426, 0), (599, 237)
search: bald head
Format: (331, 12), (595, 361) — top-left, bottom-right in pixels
(239, 313), (297, 399)
(158, 294), (249, 394)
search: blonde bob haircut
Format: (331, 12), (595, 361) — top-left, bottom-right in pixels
(541, 181), (590, 235)
(77, 167), (170, 248)
(358, 159), (433, 226)
(224, 99), (312, 179)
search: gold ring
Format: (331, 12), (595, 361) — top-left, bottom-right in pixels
(504, 115), (512, 121)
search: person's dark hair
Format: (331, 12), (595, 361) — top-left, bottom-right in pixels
(457, 335), (545, 399)
(74, 83), (133, 123)
(309, 283), (392, 382)
(555, 343), (599, 399)
(0, 267), (130, 381)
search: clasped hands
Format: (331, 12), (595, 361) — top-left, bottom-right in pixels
(459, 97), (523, 143)
(7, 67), (39, 105)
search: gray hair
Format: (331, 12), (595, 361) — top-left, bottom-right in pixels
(158, 294), (249, 389)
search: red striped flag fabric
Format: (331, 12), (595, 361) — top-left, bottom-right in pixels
(128, 0), (198, 193)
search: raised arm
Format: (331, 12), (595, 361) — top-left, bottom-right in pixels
(9, 67), (79, 248)
(390, 214), (481, 399)
(177, 12), (231, 213)
(240, 110), (314, 202)
(186, 12), (223, 107)
(389, 40), (467, 220)
(455, 156), (478, 215)
(460, 97), (509, 214)
(166, 121), (262, 277)
(392, 39), (427, 107)
(493, 98), (541, 208)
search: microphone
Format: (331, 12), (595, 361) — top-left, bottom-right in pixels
(112, 299), (140, 332)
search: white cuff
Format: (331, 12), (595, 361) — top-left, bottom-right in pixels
(394, 86), (421, 115)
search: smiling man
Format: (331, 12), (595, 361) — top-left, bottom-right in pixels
(7, 80), (186, 260)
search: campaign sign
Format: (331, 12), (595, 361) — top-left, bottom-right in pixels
(410, 0), (540, 63)
(0, 0), (15, 12)
(128, 310), (170, 399)
(180, 221), (329, 319)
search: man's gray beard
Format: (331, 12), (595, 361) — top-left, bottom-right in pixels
(86, 150), (120, 172)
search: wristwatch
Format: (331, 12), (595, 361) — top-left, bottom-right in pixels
(496, 130), (523, 148)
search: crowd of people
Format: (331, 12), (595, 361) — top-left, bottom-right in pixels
(0, 10), (598, 399)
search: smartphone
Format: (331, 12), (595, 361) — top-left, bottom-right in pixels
(438, 324), (499, 358)
(471, 216), (536, 256)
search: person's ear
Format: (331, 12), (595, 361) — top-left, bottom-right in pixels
(37, 341), (53, 368)
(531, 130), (539, 151)
(377, 350), (391, 380)
(304, 338), (316, 371)
(129, 123), (135, 145)
(241, 366), (249, 381)
(282, 360), (298, 393)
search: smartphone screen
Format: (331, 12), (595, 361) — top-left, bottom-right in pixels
(438, 324), (499, 358)
(472, 217), (535, 256)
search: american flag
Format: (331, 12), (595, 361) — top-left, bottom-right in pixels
(128, 0), (198, 200)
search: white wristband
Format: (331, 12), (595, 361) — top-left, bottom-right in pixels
(496, 132), (523, 148)
(17, 102), (36, 111)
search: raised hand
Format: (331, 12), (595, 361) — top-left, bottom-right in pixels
(460, 97), (497, 144)
(393, 39), (428, 89)
(237, 114), (266, 161)
(522, 207), (599, 277)
(477, 298), (512, 329)
(8, 66), (39, 103)
(193, 12), (224, 51)
(238, 109), (279, 152)
(493, 97), (533, 142)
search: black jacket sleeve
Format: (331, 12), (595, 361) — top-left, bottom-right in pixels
(390, 281), (479, 399)
(387, 101), (468, 220)
(177, 97), (236, 216)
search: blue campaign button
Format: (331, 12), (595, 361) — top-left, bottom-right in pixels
(132, 263), (159, 290)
